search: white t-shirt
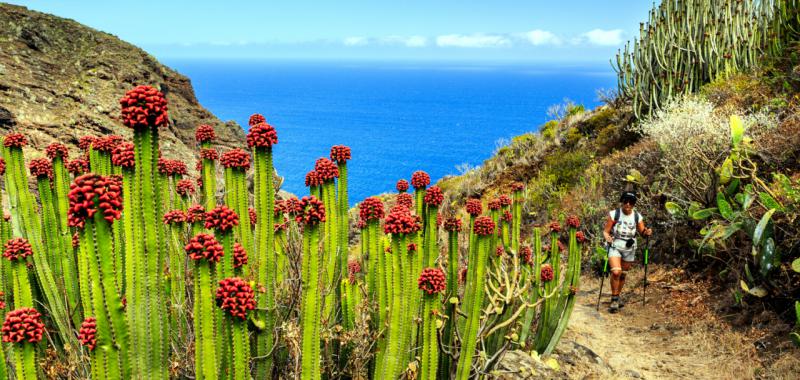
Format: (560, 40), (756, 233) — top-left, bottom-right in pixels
(609, 209), (642, 252)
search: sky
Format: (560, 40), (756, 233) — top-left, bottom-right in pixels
(8, 1), (652, 62)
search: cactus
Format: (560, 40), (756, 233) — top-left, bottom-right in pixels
(511, 183), (524, 253)
(331, 145), (351, 294)
(186, 233), (223, 379)
(341, 259), (362, 330)
(164, 210), (188, 324)
(68, 173), (130, 379)
(220, 148), (253, 276)
(119, 85), (170, 378)
(315, 158), (339, 322)
(216, 277), (256, 380)
(2, 307), (44, 379)
(298, 195), (325, 380)
(418, 267), (446, 380)
(519, 227), (542, 345)
(455, 216), (495, 380)
(247, 120), (279, 377)
(441, 216), (462, 377)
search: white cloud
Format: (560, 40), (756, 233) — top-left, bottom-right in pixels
(523, 30), (561, 46)
(380, 35), (428, 47)
(343, 37), (369, 46)
(436, 34), (511, 48)
(581, 29), (624, 46)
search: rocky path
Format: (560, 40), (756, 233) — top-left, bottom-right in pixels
(554, 265), (770, 379)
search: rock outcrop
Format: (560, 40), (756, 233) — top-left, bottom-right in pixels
(0, 3), (245, 164)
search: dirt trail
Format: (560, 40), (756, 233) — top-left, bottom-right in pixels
(556, 264), (783, 380)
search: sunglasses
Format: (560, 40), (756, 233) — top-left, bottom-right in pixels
(622, 198), (636, 205)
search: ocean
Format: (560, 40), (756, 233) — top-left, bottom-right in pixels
(166, 60), (616, 204)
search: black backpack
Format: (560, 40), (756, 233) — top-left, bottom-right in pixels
(611, 208), (641, 234)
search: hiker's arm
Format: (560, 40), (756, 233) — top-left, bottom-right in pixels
(602, 216), (614, 244)
(637, 221), (652, 236)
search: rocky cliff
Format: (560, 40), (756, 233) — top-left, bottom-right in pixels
(0, 3), (245, 163)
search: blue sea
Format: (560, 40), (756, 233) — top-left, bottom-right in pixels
(166, 60), (616, 203)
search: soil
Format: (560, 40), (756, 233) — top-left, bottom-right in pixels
(553, 264), (800, 380)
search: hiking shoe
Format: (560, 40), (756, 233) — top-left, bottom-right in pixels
(608, 297), (620, 313)
(618, 297), (626, 309)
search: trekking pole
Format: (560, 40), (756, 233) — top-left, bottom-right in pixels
(642, 236), (650, 306)
(596, 243), (610, 311)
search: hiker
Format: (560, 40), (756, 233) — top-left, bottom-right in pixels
(602, 191), (652, 313)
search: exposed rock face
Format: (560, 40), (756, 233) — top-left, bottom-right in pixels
(0, 3), (245, 165)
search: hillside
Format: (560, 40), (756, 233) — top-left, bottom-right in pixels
(0, 3), (245, 163)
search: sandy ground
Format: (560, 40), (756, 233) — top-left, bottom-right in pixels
(557, 264), (800, 380)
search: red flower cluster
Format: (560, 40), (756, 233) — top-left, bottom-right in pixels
(200, 148), (219, 161)
(417, 267), (446, 295)
(487, 199), (501, 211)
(0, 292), (5, 309)
(67, 174), (124, 229)
(314, 158), (339, 182)
(72, 232), (79, 249)
(185, 233), (224, 263)
(466, 198), (482, 216)
(423, 186), (444, 207)
(283, 197), (301, 215)
(411, 171), (430, 189)
(396, 179), (409, 193)
(204, 205), (239, 232)
(383, 205), (420, 235)
(473, 216), (495, 236)
(163, 210), (187, 225)
(549, 221), (561, 233)
(384, 245), (392, 254)
(496, 245), (505, 257)
(46, 143), (69, 160)
(0, 157), (5, 176)
(557, 240), (567, 252)
(356, 219), (367, 229)
(78, 136), (97, 151)
(3, 238), (33, 262)
(330, 145), (351, 163)
(443, 217), (462, 232)
(195, 124), (216, 143)
(78, 317), (97, 351)
(220, 149), (251, 170)
(93, 135), (123, 153)
(248, 113), (266, 127)
(305, 170), (321, 187)
(247, 122), (278, 148)
(3, 133), (27, 148)
(111, 142), (135, 169)
(186, 204), (206, 224)
(274, 217), (290, 233)
(233, 243), (248, 268)
(347, 259), (361, 284)
(119, 85), (169, 129)
(566, 215), (580, 229)
(158, 158), (188, 177)
(295, 196), (326, 226)
(540, 264), (554, 282)
(2, 308), (44, 344)
(29, 158), (53, 179)
(67, 158), (89, 175)
(576, 231), (587, 243)
(407, 243), (418, 252)
(176, 179), (196, 197)
(520, 246), (533, 265)
(499, 195), (512, 207)
(359, 197), (385, 221)
(216, 277), (256, 320)
(437, 213), (443, 227)
(502, 210), (513, 223)
(396, 193), (413, 209)
(248, 207), (257, 227)
(511, 182), (525, 192)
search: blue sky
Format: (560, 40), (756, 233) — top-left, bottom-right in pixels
(10, 1), (652, 62)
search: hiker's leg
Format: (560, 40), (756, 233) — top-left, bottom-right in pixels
(609, 256), (623, 296)
(619, 261), (633, 293)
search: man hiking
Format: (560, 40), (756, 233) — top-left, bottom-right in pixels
(602, 191), (652, 313)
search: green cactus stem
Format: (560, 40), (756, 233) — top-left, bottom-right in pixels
(186, 232), (221, 380)
(249, 123), (278, 377)
(381, 235), (407, 380)
(418, 267), (446, 380)
(542, 225), (582, 355)
(511, 185), (523, 253)
(519, 227), (542, 345)
(216, 277), (255, 380)
(299, 195), (325, 380)
(440, 217), (461, 378)
(318, 167), (338, 323)
(1, 137), (74, 351)
(50, 152), (81, 324)
(455, 216), (495, 380)
(3, 307), (44, 380)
